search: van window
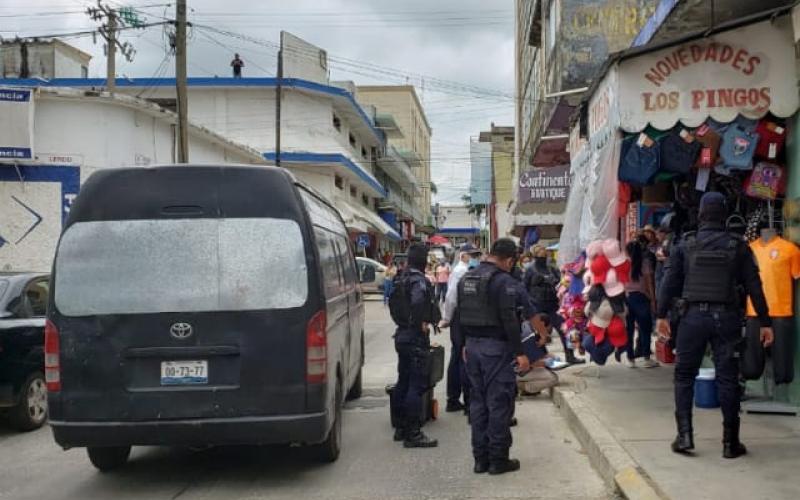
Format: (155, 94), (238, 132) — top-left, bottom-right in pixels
(336, 236), (357, 285)
(316, 229), (343, 297)
(55, 218), (308, 316)
(300, 189), (346, 237)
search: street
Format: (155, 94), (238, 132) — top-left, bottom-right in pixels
(0, 299), (610, 500)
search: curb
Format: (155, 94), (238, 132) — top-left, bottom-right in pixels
(552, 388), (669, 500)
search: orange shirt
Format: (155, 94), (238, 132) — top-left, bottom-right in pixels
(746, 237), (800, 317)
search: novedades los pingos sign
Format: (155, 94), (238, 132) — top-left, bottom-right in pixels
(617, 17), (799, 131)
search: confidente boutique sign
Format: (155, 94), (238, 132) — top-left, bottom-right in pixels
(617, 16), (799, 131)
(518, 164), (572, 204)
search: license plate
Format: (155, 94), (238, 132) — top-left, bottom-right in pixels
(160, 360), (208, 385)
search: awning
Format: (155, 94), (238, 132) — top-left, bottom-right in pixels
(354, 204), (402, 241)
(334, 198), (369, 233)
(615, 16), (799, 132)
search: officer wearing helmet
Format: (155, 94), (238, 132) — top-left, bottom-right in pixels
(458, 238), (530, 474)
(389, 243), (440, 448)
(656, 192), (773, 459)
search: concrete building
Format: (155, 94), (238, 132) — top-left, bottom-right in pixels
(0, 87), (266, 272)
(356, 85), (434, 235)
(478, 125), (515, 243)
(514, 0), (655, 245)
(1, 39), (91, 79)
(436, 204), (481, 245)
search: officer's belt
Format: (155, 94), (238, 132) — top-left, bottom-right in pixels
(687, 302), (734, 312)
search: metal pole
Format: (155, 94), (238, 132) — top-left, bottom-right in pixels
(275, 45), (283, 168)
(106, 11), (116, 92)
(176, 0), (189, 163)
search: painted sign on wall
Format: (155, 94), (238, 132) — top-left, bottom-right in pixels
(0, 88), (35, 160)
(0, 165), (80, 272)
(617, 17), (799, 131)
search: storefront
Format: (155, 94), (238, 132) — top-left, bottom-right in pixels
(561, 13), (800, 404)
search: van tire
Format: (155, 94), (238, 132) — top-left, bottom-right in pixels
(312, 382), (342, 463)
(87, 446), (131, 472)
(8, 372), (48, 431)
(346, 369), (362, 401)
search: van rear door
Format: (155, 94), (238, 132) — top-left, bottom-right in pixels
(49, 167), (317, 423)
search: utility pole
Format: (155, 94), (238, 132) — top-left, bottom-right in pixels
(87, 2), (138, 93)
(275, 33), (284, 168)
(175, 0), (189, 163)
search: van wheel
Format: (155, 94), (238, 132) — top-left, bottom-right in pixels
(312, 383), (342, 463)
(8, 372), (48, 431)
(87, 446), (131, 472)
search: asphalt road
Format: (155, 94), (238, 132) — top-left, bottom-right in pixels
(0, 298), (610, 500)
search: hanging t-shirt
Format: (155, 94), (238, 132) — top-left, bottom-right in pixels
(746, 236), (800, 317)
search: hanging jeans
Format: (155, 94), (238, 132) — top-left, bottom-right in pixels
(625, 291), (653, 360)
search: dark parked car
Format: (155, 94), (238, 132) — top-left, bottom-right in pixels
(0, 272), (49, 431)
(47, 165), (364, 471)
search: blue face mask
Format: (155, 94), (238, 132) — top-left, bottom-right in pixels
(468, 257), (479, 269)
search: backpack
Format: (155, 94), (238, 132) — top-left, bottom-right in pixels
(388, 273), (411, 326)
(525, 266), (560, 312)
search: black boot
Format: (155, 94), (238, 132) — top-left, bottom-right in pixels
(565, 349), (586, 365)
(473, 458), (489, 474)
(723, 421), (747, 459)
(393, 416), (405, 442)
(403, 421), (438, 448)
(489, 458), (520, 475)
(671, 413), (694, 454)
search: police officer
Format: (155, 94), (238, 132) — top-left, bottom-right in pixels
(656, 192), (774, 459)
(458, 238), (530, 474)
(389, 243), (440, 448)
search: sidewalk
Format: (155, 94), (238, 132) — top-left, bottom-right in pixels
(554, 360), (800, 500)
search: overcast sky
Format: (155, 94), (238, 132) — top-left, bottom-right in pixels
(4, 0), (516, 204)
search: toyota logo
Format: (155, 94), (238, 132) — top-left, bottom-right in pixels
(170, 323), (193, 339)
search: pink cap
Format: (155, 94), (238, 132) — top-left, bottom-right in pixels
(586, 240), (604, 259)
(602, 268), (625, 297)
(590, 254), (611, 284)
(602, 239), (627, 267)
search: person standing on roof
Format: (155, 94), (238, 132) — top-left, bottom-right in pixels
(231, 53), (245, 78)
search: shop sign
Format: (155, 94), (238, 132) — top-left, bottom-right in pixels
(0, 88), (35, 161)
(588, 67), (619, 151)
(518, 164), (572, 204)
(37, 153), (83, 166)
(618, 17), (799, 131)
(568, 121), (586, 159)
(356, 233), (370, 248)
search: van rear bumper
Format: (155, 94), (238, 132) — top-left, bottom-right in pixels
(49, 411), (330, 449)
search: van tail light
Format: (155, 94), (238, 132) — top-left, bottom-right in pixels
(306, 310), (327, 384)
(44, 320), (61, 392)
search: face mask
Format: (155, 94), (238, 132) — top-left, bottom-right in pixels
(468, 257), (479, 269)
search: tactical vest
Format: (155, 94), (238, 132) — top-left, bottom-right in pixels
(682, 231), (740, 304)
(526, 267), (560, 312)
(458, 265), (502, 328)
(388, 271), (441, 328)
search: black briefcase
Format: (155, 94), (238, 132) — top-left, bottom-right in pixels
(428, 344), (445, 386)
(386, 384), (436, 428)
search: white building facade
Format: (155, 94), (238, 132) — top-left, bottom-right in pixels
(0, 87), (266, 272)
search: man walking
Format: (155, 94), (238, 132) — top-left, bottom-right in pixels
(657, 192), (773, 459)
(440, 243), (482, 413)
(388, 243), (440, 448)
(458, 238), (530, 474)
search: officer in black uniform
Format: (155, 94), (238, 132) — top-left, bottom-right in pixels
(656, 192), (774, 459)
(389, 243), (440, 448)
(458, 238), (530, 474)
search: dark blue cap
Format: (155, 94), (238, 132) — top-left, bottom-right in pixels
(699, 192), (727, 223)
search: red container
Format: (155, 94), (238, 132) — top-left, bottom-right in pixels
(656, 338), (675, 364)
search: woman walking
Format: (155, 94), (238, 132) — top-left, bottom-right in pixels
(624, 240), (659, 368)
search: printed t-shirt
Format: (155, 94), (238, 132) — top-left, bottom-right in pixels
(746, 237), (800, 317)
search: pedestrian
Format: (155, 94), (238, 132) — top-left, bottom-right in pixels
(524, 245), (584, 365)
(440, 243), (482, 414)
(231, 53), (245, 78)
(623, 240), (658, 368)
(656, 192), (774, 459)
(383, 261), (397, 306)
(387, 243), (440, 448)
(458, 238), (531, 475)
(435, 259), (450, 303)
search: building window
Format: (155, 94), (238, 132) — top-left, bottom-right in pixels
(349, 133), (356, 148)
(350, 186), (357, 198)
(335, 175), (344, 190)
(332, 113), (341, 132)
(361, 146), (368, 160)
(362, 194), (369, 206)
(81, 66), (89, 78)
(371, 147), (379, 160)
(546, 0), (559, 54)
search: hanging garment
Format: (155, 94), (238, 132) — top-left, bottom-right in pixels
(741, 317), (795, 385)
(746, 236), (800, 317)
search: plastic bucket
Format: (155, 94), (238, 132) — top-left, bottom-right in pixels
(694, 368), (720, 409)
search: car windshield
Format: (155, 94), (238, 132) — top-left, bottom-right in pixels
(54, 218), (308, 316)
